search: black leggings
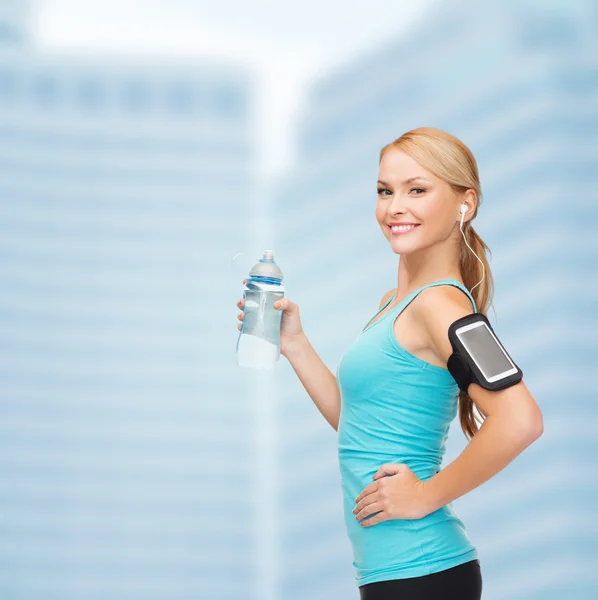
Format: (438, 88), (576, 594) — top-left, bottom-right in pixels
(359, 559), (482, 600)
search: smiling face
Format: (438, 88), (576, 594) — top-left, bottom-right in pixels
(376, 148), (464, 255)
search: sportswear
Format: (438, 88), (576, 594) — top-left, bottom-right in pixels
(336, 278), (479, 587)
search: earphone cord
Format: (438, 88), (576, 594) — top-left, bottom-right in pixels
(460, 213), (485, 294)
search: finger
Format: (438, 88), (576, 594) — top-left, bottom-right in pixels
(237, 298), (245, 308)
(280, 298), (296, 312)
(355, 501), (383, 521)
(237, 312), (245, 321)
(361, 511), (388, 527)
(353, 493), (379, 515)
(373, 463), (403, 479)
(355, 481), (379, 504)
(238, 323), (242, 330)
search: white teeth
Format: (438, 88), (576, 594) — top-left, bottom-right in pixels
(391, 225), (417, 232)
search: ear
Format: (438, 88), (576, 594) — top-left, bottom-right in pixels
(459, 189), (477, 222)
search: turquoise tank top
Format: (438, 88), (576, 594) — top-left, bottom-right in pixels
(336, 278), (479, 587)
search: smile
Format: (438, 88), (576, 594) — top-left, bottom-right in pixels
(390, 224), (420, 236)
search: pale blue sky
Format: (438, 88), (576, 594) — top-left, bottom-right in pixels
(32, 0), (438, 177)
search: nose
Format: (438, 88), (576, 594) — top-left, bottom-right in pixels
(386, 192), (409, 216)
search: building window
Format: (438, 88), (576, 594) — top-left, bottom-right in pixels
(210, 83), (245, 120)
(76, 78), (104, 110)
(122, 80), (150, 114)
(0, 22), (22, 46)
(0, 68), (16, 104)
(32, 73), (59, 108)
(165, 83), (195, 115)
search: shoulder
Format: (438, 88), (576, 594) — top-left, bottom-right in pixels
(412, 284), (475, 366)
(379, 288), (396, 309)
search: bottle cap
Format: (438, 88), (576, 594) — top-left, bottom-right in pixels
(249, 250), (284, 280)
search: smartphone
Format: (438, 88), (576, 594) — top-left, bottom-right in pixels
(455, 320), (519, 383)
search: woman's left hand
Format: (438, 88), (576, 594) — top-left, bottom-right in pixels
(353, 463), (431, 526)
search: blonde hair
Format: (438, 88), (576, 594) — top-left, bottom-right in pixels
(380, 126), (494, 441)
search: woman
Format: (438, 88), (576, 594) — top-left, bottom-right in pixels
(236, 127), (544, 599)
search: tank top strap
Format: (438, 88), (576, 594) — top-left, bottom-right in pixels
(361, 292), (396, 332)
(395, 278), (477, 316)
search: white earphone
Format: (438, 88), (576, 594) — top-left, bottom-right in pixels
(459, 203), (485, 293)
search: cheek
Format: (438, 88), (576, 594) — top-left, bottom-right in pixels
(414, 203), (439, 226)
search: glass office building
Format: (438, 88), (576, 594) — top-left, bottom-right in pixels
(0, 5), (261, 598)
(273, 1), (597, 598)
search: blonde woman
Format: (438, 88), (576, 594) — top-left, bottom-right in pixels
(236, 127), (543, 599)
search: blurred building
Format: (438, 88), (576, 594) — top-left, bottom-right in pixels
(0, 0), (29, 48)
(274, 0), (597, 598)
(1, 0), (596, 598)
(0, 4), (262, 600)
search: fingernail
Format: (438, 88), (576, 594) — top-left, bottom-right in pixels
(274, 302), (281, 308)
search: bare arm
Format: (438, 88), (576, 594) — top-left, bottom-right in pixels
(424, 381), (543, 513)
(284, 290), (395, 432)
(412, 286), (543, 513)
(284, 335), (341, 432)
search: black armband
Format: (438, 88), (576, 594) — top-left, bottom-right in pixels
(447, 313), (523, 392)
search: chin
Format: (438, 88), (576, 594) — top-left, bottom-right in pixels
(392, 247), (416, 256)
(388, 237), (421, 255)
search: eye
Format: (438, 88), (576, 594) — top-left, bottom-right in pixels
(410, 187), (426, 195)
(377, 187), (392, 196)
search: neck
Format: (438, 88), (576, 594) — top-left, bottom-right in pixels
(395, 231), (462, 296)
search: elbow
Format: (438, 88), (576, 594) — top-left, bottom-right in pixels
(532, 413), (544, 439)
(516, 387), (544, 442)
(503, 405), (543, 447)
(522, 409), (544, 443)
(523, 384), (544, 441)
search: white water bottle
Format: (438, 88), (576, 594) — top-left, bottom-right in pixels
(236, 250), (285, 370)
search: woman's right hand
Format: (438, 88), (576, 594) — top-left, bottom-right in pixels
(236, 279), (307, 358)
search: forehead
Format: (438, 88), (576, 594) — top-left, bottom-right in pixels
(378, 148), (434, 182)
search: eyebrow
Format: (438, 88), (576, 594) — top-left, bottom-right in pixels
(377, 177), (430, 186)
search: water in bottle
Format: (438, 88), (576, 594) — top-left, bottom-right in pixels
(236, 250), (285, 370)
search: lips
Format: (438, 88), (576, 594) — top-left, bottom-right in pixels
(389, 224), (420, 236)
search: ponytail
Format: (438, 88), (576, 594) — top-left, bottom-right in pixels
(458, 222), (494, 441)
(380, 127), (496, 441)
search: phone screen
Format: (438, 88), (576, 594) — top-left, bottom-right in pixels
(456, 322), (515, 380)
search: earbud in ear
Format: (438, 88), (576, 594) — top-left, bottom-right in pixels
(460, 204), (468, 214)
